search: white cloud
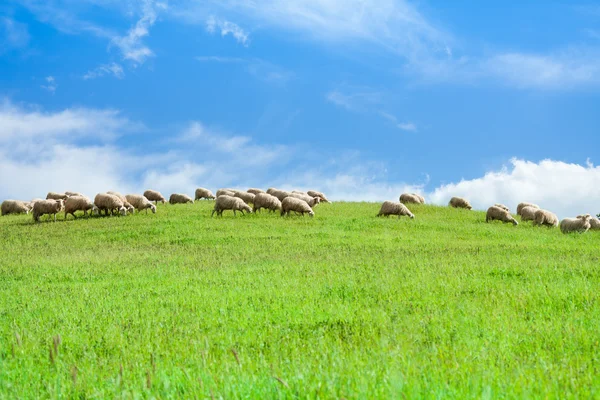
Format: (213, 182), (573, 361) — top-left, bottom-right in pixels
(206, 15), (249, 46)
(195, 56), (245, 63)
(83, 63), (125, 80)
(429, 158), (600, 219)
(326, 89), (382, 111)
(0, 17), (30, 52)
(40, 76), (58, 93)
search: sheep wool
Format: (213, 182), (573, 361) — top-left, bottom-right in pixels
(281, 197), (314, 217)
(588, 216), (600, 230)
(233, 191), (256, 205)
(195, 188), (215, 200)
(533, 209), (559, 227)
(212, 195), (252, 216)
(247, 188), (265, 195)
(125, 194), (157, 214)
(307, 190), (330, 203)
(143, 190), (167, 204)
(64, 196), (96, 219)
(399, 193), (422, 204)
(252, 193), (282, 213)
(288, 192), (321, 207)
(377, 201), (414, 219)
(169, 193), (194, 204)
(520, 206), (538, 222)
(32, 200), (63, 222)
(449, 197), (472, 210)
(517, 202), (540, 216)
(46, 192), (68, 201)
(216, 189), (236, 198)
(486, 206), (518, 225)
(494, 204), (510, 213)
(560, 215), (592, 234)
(1, 200), (30, 216)
(94, 193), (127, 216)
(65, 191), (84, 197)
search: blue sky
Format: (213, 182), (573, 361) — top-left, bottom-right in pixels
(1, 0), (600, 217)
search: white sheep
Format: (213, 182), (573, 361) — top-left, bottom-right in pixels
(560, 215), (592, 234)
(125, 194), (157, 214)
(195, 188), (215, 201)
(588, 216), (600, 230)
(46, 192), (68, 201)
(216, 189), (236, 198)
(94, 193), (127, 216)
(287, 192), (321, 207)
(519, 206), (538, 222)
(494, 204), (510, 213)
(377, 201), (414, 219)
(169, 193), (194, 204)
(65, 191), (84, 197)
(64, 196), (96, 219)
(517, 202), (539, 216)
(281, 197), (314, 217)
(247, 188), (265, 195)
(107, 191), (135, 214)
(252, 193), (282, 213)
(449, 197), (472, 210)
(533, 209), (558, 227)
(399, 193), (422, 204)
(143, 190), (167, 205)
(233, 191), (256, 205)
(1, 200), (30, 216)
(307, 190), (330, 203)
(32, 200), (64, 222)
(267, 188), (292, 202)
(212, 195), (252, 216)
(486, 206), (518, 226)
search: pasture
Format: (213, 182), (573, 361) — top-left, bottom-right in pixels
(0, 202), (598, 398)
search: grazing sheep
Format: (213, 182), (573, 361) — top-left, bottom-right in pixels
(216, 189), (236, 198)
(169, 193), (194, 204)
(233, 191), (256, 205)
(377, 201), (414, 219)
(143, 190), (167, 205)
(32, 200), (63, 222)
(287, 192), (321, 207)
(533, 209), (559, 227)
(413, 193), (426, 204)
(399, 193), (422, 204)
(65, 191), (84, 197)
(291, 190), (306, 195)
(560, 215), (592, 234)
(211, 195), (252, 216)
(46, 192), (68, 201)
(486, 206), (518, 226)
(520, 206), (538, 222)
(247, 188), (265, 195)
(588, 216), (600, 230)
(94, 193), (127, 216)
(307, 190), (330, 203)
(494, 204), (510, 213)
(267, 188), (292, 202)
(517, 202), (540, 216)
(449, 197), (472, 210)
(1, 200), (30, 216)
(252, 193), (282, 213)
(195, 188), (215, 201)
(281, 197), (314, 217)
(125, 194), (157, 214)
(107, 191), (135, 214)
(64, 196), (96, 219)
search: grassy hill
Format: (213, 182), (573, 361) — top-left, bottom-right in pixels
(0, 202), (598, 398)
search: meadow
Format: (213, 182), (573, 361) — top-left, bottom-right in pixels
(0, 202), (598, 398)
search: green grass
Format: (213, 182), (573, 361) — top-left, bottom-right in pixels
(0, 202), (599, 398)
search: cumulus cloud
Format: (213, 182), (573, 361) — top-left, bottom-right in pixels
(83, 63), (125, 80)
(429, 158), (600, 218)
(206, 16), (249, 46)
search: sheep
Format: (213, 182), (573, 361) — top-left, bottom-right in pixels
(216, 189), (236, 198)
(486, 206), (518, 226)
(588, 216), (600, 230)
(211, 195), (252, 216)
(65, 191), (84, 197)
(195, 188), (215, 201)
(287, 192), (321, 207)
(517, 202), (540, 216)
(399, 193), (422, 204)
(169, 193), (194, 204)
(107, 191), (135, 214)
(1, 200), (30, 216)
(376, 201), (414, 219)
(247, 188), (265, 195)
(94, 193), (127, 216)
(64, 196), (96, 219)
(533, 209), (559, 227)
(281, 197), (314, 217)
(252, 193), (282, 213)
(494, 204), (510, 213)
(233, 191), (256, 205)
(307, 190), (330, 203)
(125, 194), (157, 214)
(291, 190), (307, 195)
(32, 199), (63, 222)
(413, 193), (426, 204)
(46, 192), (68, 201)
(560, 215), (592, 234)
(520, 206), (538, 222)
(143, 190), (167, 205)
(449, 197), (472, 210)
(267, 188), (292, 202)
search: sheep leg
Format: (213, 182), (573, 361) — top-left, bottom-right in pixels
(233, 210), (237, 216)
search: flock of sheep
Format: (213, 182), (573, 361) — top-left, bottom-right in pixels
(1, 188), (598, 234)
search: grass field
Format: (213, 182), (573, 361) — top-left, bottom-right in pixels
(0, 201), (599, 398)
